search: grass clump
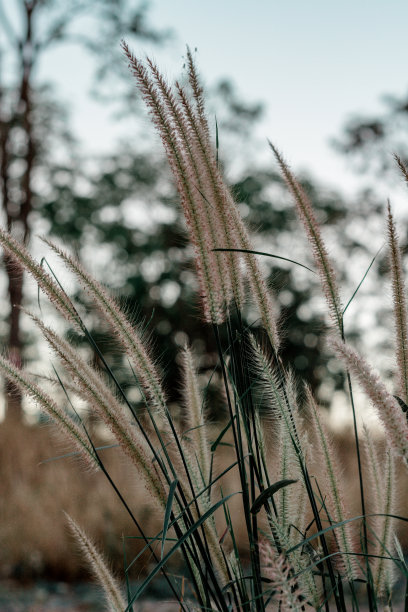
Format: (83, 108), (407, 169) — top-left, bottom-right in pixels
(0, 45), (407, 611)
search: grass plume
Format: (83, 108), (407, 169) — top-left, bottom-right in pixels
(332, 338), (408, 466)
(269, 143), (343, 334)
(65, 513), (127, 612)
(387, 202), (408, 402)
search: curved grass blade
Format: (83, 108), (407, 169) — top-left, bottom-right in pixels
(126, 461), (239, 573)
(213, 247), (315, 273)
(287, 513), (408, 557)
(211, 416), (234, 452)
(125, 493), (239, 609)
(250, 479), (298, 515)
(343, 245), (383, 316)
(162, 479), (178, 559)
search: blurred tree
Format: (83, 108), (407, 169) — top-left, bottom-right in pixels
(333, 88), (408, 177)
(0, 0), (168, 421)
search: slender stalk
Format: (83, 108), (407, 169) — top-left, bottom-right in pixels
(213, 322), (251, 611)
(345, 370), (375, 612)
(225, 317), (265, 611)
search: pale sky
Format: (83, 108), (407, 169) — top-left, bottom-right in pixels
(35, 0), (408, 201)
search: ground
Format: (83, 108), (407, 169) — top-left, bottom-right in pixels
(0, 580), (180, 611)
(0, 580), (406, 611)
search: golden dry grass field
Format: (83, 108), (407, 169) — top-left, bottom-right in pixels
(1, 417), (407, 584)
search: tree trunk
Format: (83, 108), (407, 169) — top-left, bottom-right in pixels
(1, 0), (36, 422)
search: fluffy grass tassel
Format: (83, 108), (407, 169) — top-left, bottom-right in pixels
(0, 354), (97, 470)
(332, 339), (408, 466)
(387, 202), (408, 402)
(270, 143), (343, 334)
(65, 514), (126, 612)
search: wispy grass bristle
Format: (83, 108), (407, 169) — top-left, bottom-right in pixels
(65, 513), (127, 612)
(270, 143), (343, 333)
(0, 353), (98, 470)
(387, 202), (408, 402)
(332, 338), (408, 466)
(42, 238), (168, 417)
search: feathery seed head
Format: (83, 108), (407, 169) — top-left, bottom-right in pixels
(332, 338), (408, 466)
(270, 142), (343, 333)
(122, 41), (229, 323)
(373, 450), (396, 598)
(65, 514), (126, 612)
(249, 333), (300, 448)
(260, 542), (306, 611)
(185, 46), (210, 141)
(122, 42), (283, 342)
(29, 312), (167, 507)
(362, 424), (382, 512)
(181, 345), (211, 487)
(0, 353), (98, 470)
(0, 228), (82, 330)
(394, 153), (408, 186)
(387, 202), (408, 402)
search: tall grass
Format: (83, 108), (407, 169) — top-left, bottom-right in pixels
(1, 46), (408, 610)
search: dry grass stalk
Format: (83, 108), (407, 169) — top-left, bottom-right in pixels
(306, 388), (359, 580)
(270, 144), (343, 333)
(332, 338), (408, 466)
(0, 353), (97, 471)
(65, 513), (126, 612)
(387, 202), (408, 402)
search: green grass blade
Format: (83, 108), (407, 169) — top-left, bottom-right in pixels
(162, 479), (178, 559)
(250, 479), (298, 515)
(125, 493), (239, 609)
(213, 247), (316, 273)
(287, 513), (408, 557)
(126, 460), (239, 573)
(343, 246), (383, 316)
(211, 416), (234, 452)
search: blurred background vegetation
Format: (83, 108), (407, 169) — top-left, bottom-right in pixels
(1, 0), (408, 584)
